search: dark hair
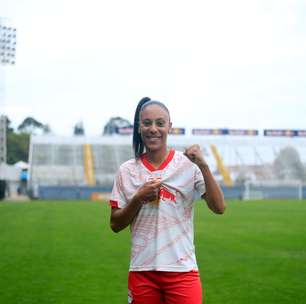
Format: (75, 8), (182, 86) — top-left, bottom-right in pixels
(133, 97), (151, 159)
(132, 97), (170, 159)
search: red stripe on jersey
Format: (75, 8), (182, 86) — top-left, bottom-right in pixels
(109, 200), (119, 208)
(141, 149), (175, 171)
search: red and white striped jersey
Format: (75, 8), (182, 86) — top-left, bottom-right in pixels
(110, 149), (206, 272)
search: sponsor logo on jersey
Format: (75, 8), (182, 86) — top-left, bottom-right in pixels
(160, 186), (176, 203)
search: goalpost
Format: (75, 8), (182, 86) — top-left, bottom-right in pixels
(243, 180), (303, 200)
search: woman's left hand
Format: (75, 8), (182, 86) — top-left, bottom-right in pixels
(184, 144), (207, 167)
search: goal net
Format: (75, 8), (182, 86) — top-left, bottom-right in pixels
(243, 180), (303, 200)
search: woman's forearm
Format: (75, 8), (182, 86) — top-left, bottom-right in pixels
(110, 194), (143, 232)
(199, 164), (226, 214)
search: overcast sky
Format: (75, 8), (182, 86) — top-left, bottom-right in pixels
(1, 0), (306, 136)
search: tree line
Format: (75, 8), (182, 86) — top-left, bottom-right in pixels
(4, 116), (131, 164)
(5, 116), (45, 164)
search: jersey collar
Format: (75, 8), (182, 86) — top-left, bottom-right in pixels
(140, 149), (175, 172)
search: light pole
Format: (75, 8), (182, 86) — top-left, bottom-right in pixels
(0, 17), (17, 164)
(0, 115), (6, 163)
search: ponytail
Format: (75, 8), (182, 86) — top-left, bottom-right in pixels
(133, 97), (151, 158)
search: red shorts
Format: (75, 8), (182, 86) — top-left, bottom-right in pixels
(128, 271), (203, 304)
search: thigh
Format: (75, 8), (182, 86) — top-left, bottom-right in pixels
(128, 271), (164, 304)
(163, 271), (203, 304)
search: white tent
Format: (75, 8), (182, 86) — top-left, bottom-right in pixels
(14, 161), (30, 170)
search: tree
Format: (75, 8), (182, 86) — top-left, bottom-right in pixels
(0, 115), (14, 133)
(273, 146), (306, 181)
(74, 121), (85, 136)
(43, 124), (51, 134)
(6, 132), (30, 164)
(5, 116), (50, 164)
(103, 117), (132, 135)
(17, 117), (45, 135)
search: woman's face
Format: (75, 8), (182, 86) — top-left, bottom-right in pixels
(139, 104), (172, 153)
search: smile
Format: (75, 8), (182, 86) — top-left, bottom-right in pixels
(146, 136), (162, 140)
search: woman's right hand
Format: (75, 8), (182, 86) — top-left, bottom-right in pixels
(135, 178), (162, 203)
(110, 177), (163, 233)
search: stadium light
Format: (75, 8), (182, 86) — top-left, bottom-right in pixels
(0, 22), (17, 65)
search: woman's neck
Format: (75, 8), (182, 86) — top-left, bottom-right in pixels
(146, 147), (169, 169)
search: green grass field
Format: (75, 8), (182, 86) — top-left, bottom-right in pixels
(0, 199), (305, 304)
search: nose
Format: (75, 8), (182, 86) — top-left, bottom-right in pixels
(148, 122), (158, 133)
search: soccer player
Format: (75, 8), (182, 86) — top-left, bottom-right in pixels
(109, 97), (225, 304)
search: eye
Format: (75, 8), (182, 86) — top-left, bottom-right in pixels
(156, 120), (166, 127)
(142, 120), (152, 127)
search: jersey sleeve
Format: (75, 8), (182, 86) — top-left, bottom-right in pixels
(109, 166), (128, 209)
(194, 165), (206, 196)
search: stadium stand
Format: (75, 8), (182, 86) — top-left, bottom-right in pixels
(28, 134), (306, 200)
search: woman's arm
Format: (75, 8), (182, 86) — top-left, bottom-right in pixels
(198, 163), (225, 214)
(110, 194), (142, 233)
(184, 144), (226, 214)
(110, 178), (162, 232)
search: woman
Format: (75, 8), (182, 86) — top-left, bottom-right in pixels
(110, 97), (225, 304)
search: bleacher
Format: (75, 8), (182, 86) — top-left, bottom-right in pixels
(28, 134), (306, 200)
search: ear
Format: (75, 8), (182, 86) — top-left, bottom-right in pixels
(168, 121), (173, 134)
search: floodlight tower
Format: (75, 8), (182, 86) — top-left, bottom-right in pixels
(0, 17), (17, 164)
(0, 17), (16, 66)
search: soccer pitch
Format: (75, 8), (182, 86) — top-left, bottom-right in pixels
(0, 199), (305, 304)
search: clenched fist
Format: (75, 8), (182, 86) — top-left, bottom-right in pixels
(184, 144), (208, 167)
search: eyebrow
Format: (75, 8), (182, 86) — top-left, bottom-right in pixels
(142, 118), (166, 121)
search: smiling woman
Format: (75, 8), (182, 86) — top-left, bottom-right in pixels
(138, 101), (172, 165)
(109, 97), (225, 304)
(132, 98), (172, 160)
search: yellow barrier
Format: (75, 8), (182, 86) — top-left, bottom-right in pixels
(83, 144), (96, 186)
(210, 144), (233, 187)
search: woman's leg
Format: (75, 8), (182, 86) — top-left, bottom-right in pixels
(162, 271), (203, 304)
(128, 271), (164, 304)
